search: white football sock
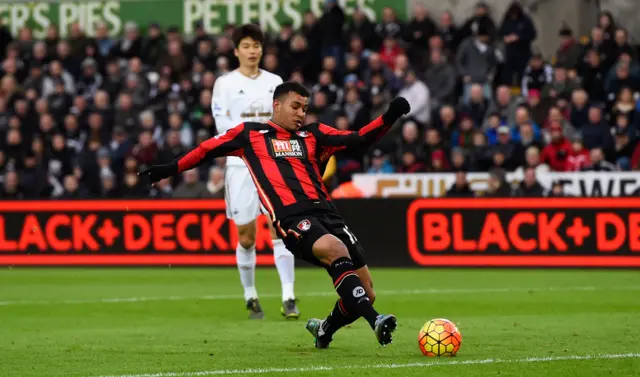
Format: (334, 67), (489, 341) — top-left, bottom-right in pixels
(236, 244), (258, 301)
(273, 238), (295, 302)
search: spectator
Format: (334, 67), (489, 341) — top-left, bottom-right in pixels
(446, 170), (474, 197)
(396, 120), (423, 158)
(399, 149), (426, 173)
(491, 125), (524, 171)
(451, 114), (476, 151)
(486, 85), (521, 125)
(555, 27), (583, 70)
(581, 106), (614, 153)
(149, 177), (173, 198)
(613, 128), (635, 163)
(367, 149), (395, 174)
(499, 1), (537, 85)
(471, 130), (492, 171)
(613, 27), (636, 62)
(544, 106), (577, 142)
(526, 89), (548, 127)
(424, 49), (456, 108)
(582, 147), (615, 171)
(456, 24), (495, 103)
(610, 86), (635, 125)
(514, 167), (545, 197)
(580, 48), (607, 104)
(121, 171), (147, 198)
(484, 168), (512, 197)
(542, 65), (580, 100)
(483, 111), (504, 145)
(512, 106), (542, 142)
(605, 62), (638, 105)
(566, 136), (591, 171)
(547, 181), (567, 197)
(459, 83), (489, 125)
(570, 89), (591, 130)
(450, 147), (473, 171)
(375, 7), (404, 49)
(206, 166), (225, 199)
(438, 11), (460, 56)
(173, 168), (210, 198)
(0, 170), (22, 198)
(515, 146), (550, 176)
(583, 26), (615, 73)
(99, 170), (120, 198)
(429, 149), (449, 172)
(398, 69), (430, 126)
(598, 11), (617, 41)
(61, 174), (87, 199)
(317, 0), (345, 64)
(347, 7), (376, 51)
(542, 122), (572, 171)
(460, 2), (496, 43)
(521, 53), (553, 97)
(404, 4), (437, 67)
(614, 112), (638, 141)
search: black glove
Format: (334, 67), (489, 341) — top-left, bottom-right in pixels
(382, 97), (411, 124)
(138, 161), (178, 184)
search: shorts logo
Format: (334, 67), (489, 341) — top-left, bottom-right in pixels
(297, 219), (311, 232)
(270, 139), (305, 158)
(353, 286), (365, 298)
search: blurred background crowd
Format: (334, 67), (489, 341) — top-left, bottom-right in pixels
(0, 0), (638, 199)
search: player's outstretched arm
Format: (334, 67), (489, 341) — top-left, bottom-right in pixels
(139, 123), (247, 184)
(313, 97), (410, 149)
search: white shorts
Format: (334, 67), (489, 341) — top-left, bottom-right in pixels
(224, 165), (261, 226)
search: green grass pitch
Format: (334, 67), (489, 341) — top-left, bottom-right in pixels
(1, 268), (639, 377)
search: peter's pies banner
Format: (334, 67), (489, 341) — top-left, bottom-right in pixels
(0, 198), (638, 267)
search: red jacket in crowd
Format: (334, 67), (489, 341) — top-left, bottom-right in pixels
(542, 138), (572, 171)
(380, 43), (404, 71)
(566, 148), (590, 171)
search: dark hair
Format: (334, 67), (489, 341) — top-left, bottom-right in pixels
(273, 81), (310, 101)
(232, 23), (264, 48)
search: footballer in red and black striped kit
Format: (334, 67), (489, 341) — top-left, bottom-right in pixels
(140, 82), (410, 348)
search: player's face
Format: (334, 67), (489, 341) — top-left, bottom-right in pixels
(234, 37), (262, 68)
(274, 92), (308, 131)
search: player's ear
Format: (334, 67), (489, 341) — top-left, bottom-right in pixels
(233, 48), (239, 58)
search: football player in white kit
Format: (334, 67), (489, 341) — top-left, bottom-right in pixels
(211, 24), (299, 320)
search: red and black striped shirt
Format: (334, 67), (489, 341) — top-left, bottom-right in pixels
(177, 115), (392, 223)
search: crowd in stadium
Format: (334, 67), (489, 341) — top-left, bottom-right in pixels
(0, 0), (638, 199)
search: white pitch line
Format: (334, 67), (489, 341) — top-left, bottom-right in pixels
(91, 353), (640, 377)
(1, 286), (639, 307)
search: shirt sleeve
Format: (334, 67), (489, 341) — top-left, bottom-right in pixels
(177, 123), (246, 172)
(211, 76), (235, 134)
(312, 116), (391, 151)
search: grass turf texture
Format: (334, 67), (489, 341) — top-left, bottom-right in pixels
(1, 268), (639, 377)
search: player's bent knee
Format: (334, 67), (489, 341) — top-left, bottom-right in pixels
(236, 221), (257, 249)
(312, 234), (349, 266)
(367, 288), (376, 304)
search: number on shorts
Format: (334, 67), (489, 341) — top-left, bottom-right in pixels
(343, 226), (358, 244)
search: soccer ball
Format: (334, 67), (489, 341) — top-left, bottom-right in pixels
(418, 318), (462, 357)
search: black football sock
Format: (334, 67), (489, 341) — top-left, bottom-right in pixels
(321, 298), (359, 337)
(328, 257), (379, 329)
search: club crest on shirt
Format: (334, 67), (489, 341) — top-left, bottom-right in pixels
(297, 219), (311, 232)
(270, 139), (305, 158)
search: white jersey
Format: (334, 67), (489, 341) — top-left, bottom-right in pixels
(211, 69), (283, 166)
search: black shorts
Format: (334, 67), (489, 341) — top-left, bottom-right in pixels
(277, 211), (367, 269)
